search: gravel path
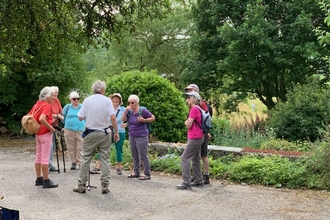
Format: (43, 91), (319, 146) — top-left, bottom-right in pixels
(0, 137), (330, 220)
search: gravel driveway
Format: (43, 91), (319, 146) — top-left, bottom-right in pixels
(0, 137), (330, 220)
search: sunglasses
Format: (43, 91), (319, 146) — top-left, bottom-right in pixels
(72, 98), (80, 101)
(129, 102), (135, 104)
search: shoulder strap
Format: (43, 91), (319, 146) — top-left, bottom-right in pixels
(115, 109), (120, 117)
(30, 104), (46, 116)
(64, 104), (71, 116)
(138, 107), (143, 116)
(193, 106), (203, 130)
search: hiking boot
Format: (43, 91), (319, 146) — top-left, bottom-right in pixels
(71, 163), (76, 170)
(73, 184), (86, 193)
(101, 184), (109, 194)
(42, 179), (58, 188)
(35, 177), (43, 186)
(90, 168), (101, 174)
(176, 183), (192, 190)
(117, 168), (122, 175)
(191, 181), (204, 187)
(203, 174), (210, 184)
(190, 176), (195, 183)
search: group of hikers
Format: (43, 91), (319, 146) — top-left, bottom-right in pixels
(28, 80), (211, 193)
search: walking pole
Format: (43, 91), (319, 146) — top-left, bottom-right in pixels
(54, 131), (60, 174)
(86, 171), (97, 191)
(59, 130), (66, 173)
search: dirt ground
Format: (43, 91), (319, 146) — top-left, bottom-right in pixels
(1, 136), (330, 220)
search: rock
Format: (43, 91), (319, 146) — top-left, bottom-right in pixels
(0, 126), (9, 134)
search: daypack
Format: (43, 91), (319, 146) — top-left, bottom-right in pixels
(127, 107), (151, 133)
(195, 106), (212, 134)
(201, 100), (213, 117)
(21, 104), (46, 134)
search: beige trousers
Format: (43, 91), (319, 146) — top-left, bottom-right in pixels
(63, 129), (83, 165)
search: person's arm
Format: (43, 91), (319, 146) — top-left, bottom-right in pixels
(121, 106), (131, 122)
(110, 114), (119, 142)
(137, 108), (155, 123)
(39, 114), (55, 133)
(185, 117), (194, 129)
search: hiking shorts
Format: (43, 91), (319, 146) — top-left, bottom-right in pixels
(201, 132), (208, 158)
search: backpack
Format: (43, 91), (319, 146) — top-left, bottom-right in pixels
(127, 106), (152, 133)
(201, 100), (213, 117)
(21, 104), (46, 134)
(195, 106), (212, 134)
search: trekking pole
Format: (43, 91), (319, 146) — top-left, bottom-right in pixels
(59, 130), (66, 173)
(53, 131), (60, 174)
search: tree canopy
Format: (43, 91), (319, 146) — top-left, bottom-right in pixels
(183, 0), (330, 110)
(0, 0), (171, 129)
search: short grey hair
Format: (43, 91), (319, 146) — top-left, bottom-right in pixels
(128, 94), (140, 104)
(39, 86), (54, 101)
(92, 80), (106, 93)
(51, 86), (59, 92)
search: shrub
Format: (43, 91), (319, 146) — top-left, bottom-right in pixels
(150, 152), (182, 174)
(227, 155), (309, 188)
(268, 79), (330, 142)
(260, 139), (301, 152)
(106, 70), (188, 142)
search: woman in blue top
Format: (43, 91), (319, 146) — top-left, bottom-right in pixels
(62, 91), (85, 170)
(89, 93), (127, 175)
(109, 93), (127, 175)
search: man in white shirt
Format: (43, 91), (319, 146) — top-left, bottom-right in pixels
(73, 80), (119, 194)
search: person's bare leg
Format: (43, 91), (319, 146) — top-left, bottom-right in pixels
(42, 164), (49, 179)
(35, 163), (42, 177)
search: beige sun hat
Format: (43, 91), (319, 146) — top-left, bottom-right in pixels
(110, 93), (123, 105)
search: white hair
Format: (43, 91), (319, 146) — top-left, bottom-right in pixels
(50, 86), (59, 92)
(92, 80), (106, 93)
(39, 86), (54, 101)
(69, 91), (79, 99)
(128, 94), (140, 104)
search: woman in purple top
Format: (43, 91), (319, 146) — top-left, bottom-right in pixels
(121, 94), (155, 180)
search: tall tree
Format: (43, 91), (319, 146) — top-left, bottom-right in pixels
(183, 0), (330, 110)
(84, 2), (192, 88)
(0, 0), (170, 128)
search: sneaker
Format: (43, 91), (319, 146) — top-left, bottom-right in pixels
(90, 168), (101, 174)
(35, 177), (43, 186)
(71, 163), (76, 170)
(117, 169), (122, 175)
(101, 184), (109, 194)
(176, 183), (192, 190)
(73, 184), (86, 193)
(42, 179), (58, 188)
(191, 181), (204, 187)
(49, 165), (58, 172)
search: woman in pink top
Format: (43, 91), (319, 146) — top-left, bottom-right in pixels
(176, 91), (205, 190)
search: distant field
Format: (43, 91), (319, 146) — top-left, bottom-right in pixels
(227, 99), (268, 124)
